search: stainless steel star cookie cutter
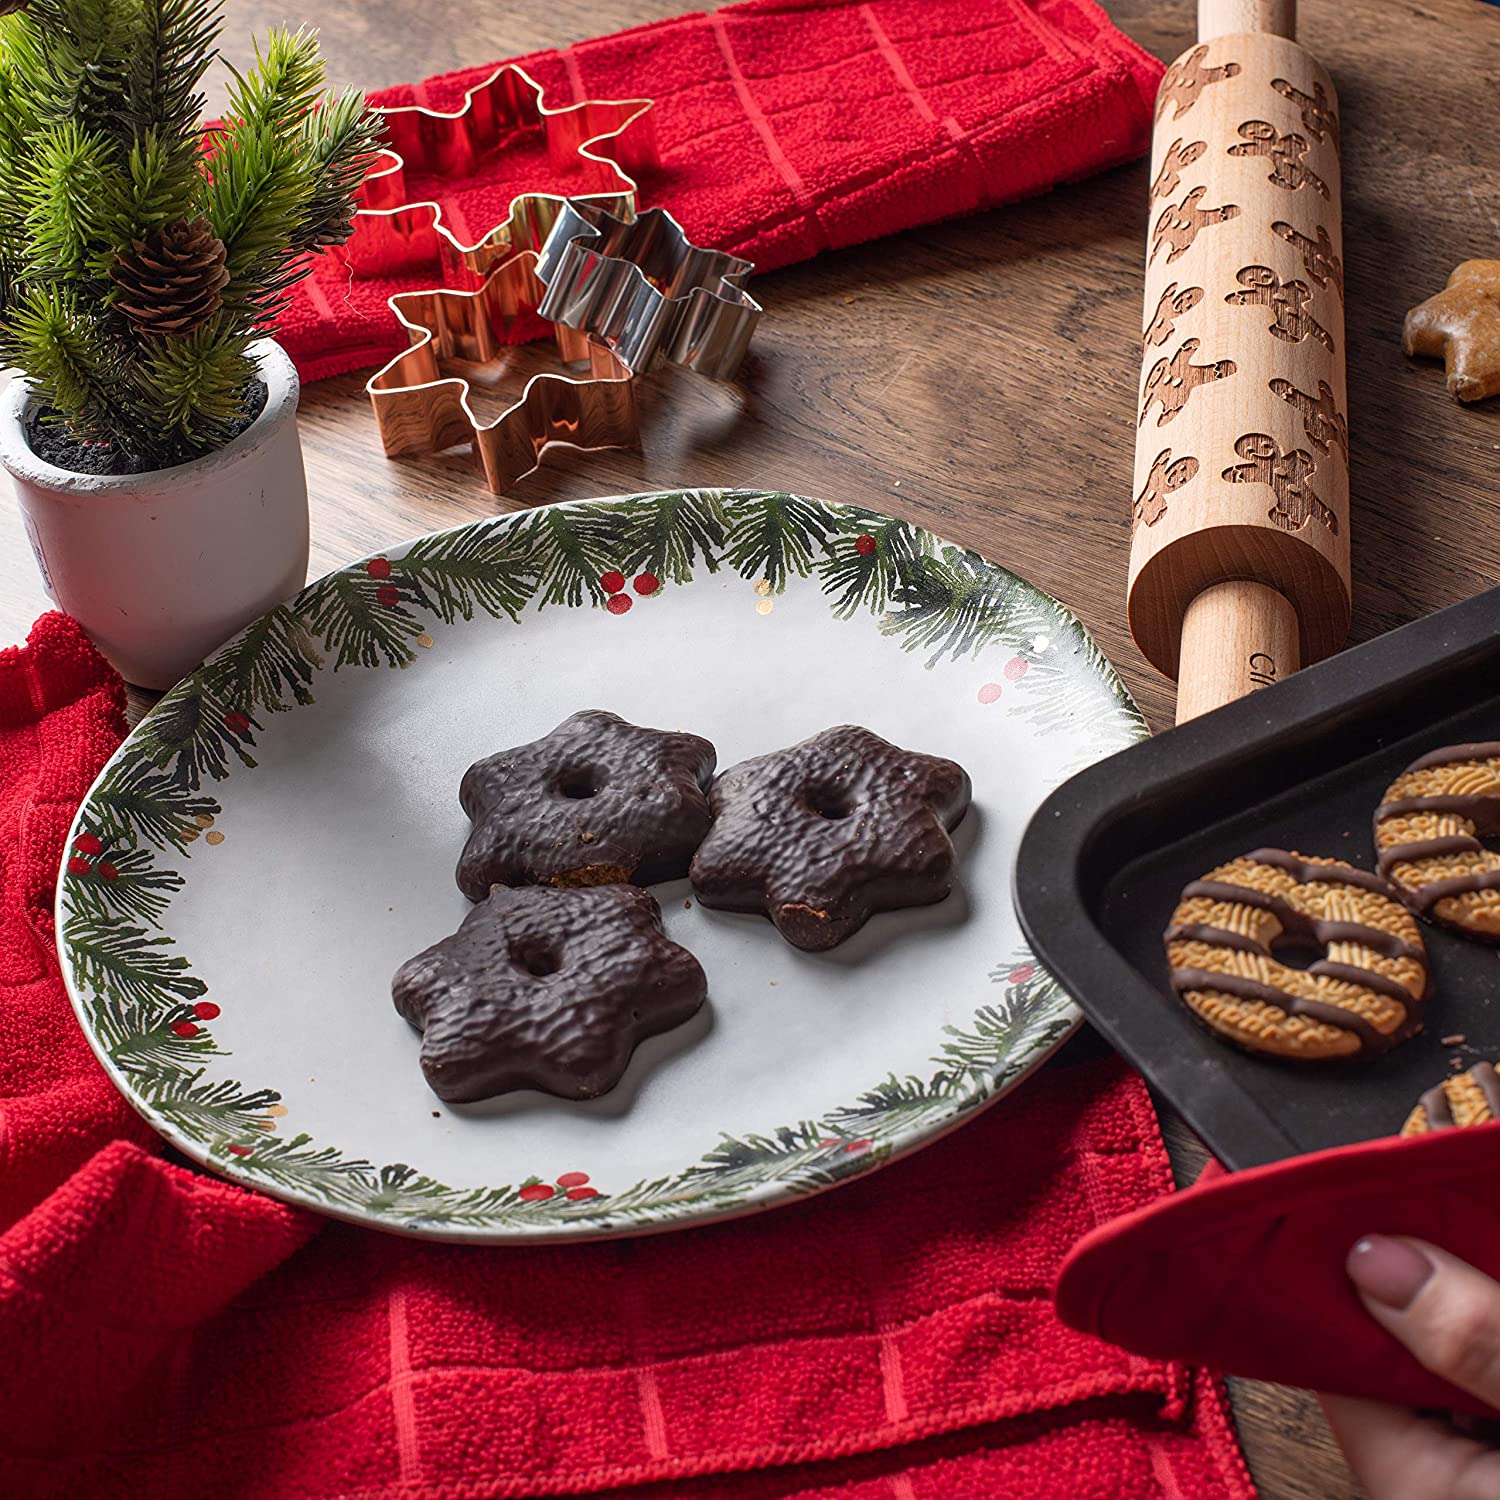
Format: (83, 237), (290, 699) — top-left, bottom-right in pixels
(535, 201), (761, 381)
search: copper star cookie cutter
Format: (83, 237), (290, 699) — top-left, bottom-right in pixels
(341, 64), (656, 289)
(366, 252), (638, 494)
(535, 201), (761, 381)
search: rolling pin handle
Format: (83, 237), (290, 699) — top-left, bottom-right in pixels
(1174, 580), (1301, 724)
(1197, 0), (1295, 40)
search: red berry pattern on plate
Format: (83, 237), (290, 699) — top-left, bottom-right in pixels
(172, 1021), (200, 1038)
(1004, 656), (1029, 681)
(518, 1182), (556, 1202)
(66, 856), (92, 876)
(366, 558), (392, 580)
(605, 594), (633, 615)
(854, 534), (876, 555)
(98, 862), (119, 881)
(633, 572), (659, 595)
(74, 833), (103, 856)
(194, 1001), (221, 1020)
(376, 584), (401, 608)
(223, 710), (251, 735)
(600, 571), (626, 594)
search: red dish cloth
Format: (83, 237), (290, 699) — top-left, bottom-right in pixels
(279, 0), (1162, 383)
(0, 614), (1252, 1500)
(1058, 1122), (1500, 1420)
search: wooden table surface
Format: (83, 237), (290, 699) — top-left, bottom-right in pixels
(4, 0), (1499, 1494)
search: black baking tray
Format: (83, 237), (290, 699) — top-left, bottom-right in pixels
(1014, 584), (1500, 1172)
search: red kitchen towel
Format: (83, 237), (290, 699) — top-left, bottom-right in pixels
(0, 614), (1252, 1500)
(280, 0), (1162, 382)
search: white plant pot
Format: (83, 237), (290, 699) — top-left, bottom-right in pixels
(2, 338), (310, 691)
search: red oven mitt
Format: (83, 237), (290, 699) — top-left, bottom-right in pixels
(1056, 1122), (1500, 1418)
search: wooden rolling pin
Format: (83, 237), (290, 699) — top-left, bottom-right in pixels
(1128, 0), (1349, 723)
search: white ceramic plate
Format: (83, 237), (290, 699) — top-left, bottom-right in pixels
(57, 490), (1145, 1241)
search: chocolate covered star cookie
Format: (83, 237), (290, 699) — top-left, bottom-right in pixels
(457, 709), (716, 901)
(689, 725), (972, 951)
(392, 884), (707, 1102)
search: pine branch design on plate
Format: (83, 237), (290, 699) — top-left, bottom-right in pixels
(62, 844), (183, 925)
(206, 605), (323, 714)
(881, 546), (1054, 669)
(523, 503), (632, 609)
(722, 489), (837, 589)
(614, 488), (729, 585)
(55, 492), (1136, 1234)
(389, 520), (538, 624)
(301, 567), (429, 671)
(139, 1072), (283, 1139)
(63, 916), (207, 1011)
(1002, 615), (1149, 773)
(88, 759), (220, 848)
(816, 507), (934, 619)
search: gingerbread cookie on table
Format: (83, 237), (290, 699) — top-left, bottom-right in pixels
(393, 884), (706, 1102)
(1164, 849), (1428, 1059)
(689, 725), (971, 952)
(1374, 743), (1500, 940)
(1402, 1061), (1500, 1137)
(456, 709), (715, 901)
(1403, 260), (1500, 403)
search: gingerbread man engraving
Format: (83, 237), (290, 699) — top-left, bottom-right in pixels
(1151, 186), (1241, 265)
(1140, 338), (1236, 427)
(1270, 77), (1340, 154)
(1269, 377), (1349, 464)
(1272, 221), (1344, 302)
(1143, 282), (1204, 349)
(1133, 448), (1199, 530)
(1228, 121), (1329, 198)
(1223, 433), (1338, 534)
(1156, 45), (1242, 122)
(1151, 138), (1207, 201)
(1225, 266), (1334, 351)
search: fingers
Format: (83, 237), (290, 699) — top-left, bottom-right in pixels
(1348, 1236), (1500, 1412)
(1321, 1393), (1500, 1500)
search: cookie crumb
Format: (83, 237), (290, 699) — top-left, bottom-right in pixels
(431, 1110), (440, 1118)
(684, 899), (692, 909)
(1442, 1033), (1467, 1046)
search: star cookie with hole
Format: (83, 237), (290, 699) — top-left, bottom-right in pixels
(689, 725), (972, 951)
(457, 709), (716, 901)
(1402, 259), (1500, 402)
(394, 884), (706, 1101)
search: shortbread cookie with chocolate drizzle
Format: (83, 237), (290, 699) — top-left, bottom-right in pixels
(1165, 849), (1428, 1059)
(1374, 743), (1500, 940)
(1401, 1061), (1500, 1136)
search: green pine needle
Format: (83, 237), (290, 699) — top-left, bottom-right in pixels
(0, 2), (379, 465)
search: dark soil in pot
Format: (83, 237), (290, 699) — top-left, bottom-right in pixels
(24, 380), (269, 476)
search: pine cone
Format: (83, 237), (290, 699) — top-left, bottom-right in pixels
(109, 217), (230, 336)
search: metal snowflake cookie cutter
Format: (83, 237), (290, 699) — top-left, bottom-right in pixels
(366, 251), (638, 495)
(342, 64), (656, 289)
(535, 201), (761, 381)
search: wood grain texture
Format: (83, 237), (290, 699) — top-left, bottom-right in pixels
(1199, 0), (1297, 40)
(2, 2), (1498, 1496)
(1176, 577), (1301, 721)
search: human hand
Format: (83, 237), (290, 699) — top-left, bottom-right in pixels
(1321, 1236), (1500, 1499)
